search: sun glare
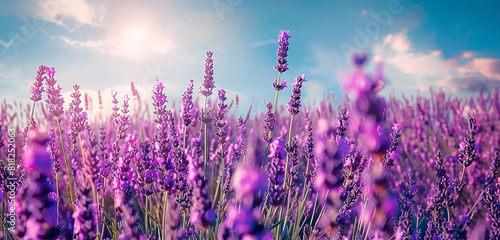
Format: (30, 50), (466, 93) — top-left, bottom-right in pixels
(121, 25), (150, 56)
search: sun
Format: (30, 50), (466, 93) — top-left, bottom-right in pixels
(120, 25), (151, 58)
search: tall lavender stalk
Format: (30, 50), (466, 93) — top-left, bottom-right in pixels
(264, 30), (290, 168)
(181, 79), (195, 148)
(44, 66), (75, 211)
(199, 51), (215, 178)
(69, 84), (88, 174)
(283, 74), (306, 189)
(73, 172), (97, 240)
(189, 138), (216, 233)
(213, 89), (228, 232)
(29, 65), (46, 124)
(271, 30), (290, 115)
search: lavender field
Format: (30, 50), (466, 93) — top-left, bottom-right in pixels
(1, 26), (500, 240)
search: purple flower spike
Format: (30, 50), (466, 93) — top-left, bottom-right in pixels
(274, 30), (290, 73)
(218, 89), (227, 102)
(73, 173), (97, 240)
(189, 137), (216, 230)
(267, 138), (286, 206)
(69, 84), (87, 133)
(263, 102), (276, 143)
(152, 81), (168, 109)
(30, 65), (46, 102)
(287, 74), (306, 116)
(181, 79), (195, 127)
(458, 118), (477, 167)
(273, 78), (287, 91)
(200, 51), (215, 97)
(44, 67), (65, 117)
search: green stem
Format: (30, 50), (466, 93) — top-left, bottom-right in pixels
(78, 133), (86, 166)
(203, 96), (209, 178)
(262, 72), (283, 170)
(273, 72), (282, 117)
(3, 192), (6, 235)
(282, 115), (295, 190)
(292, 188), (310, 239)
(56, 117), (75, 212)
(183, 125), (187, 151)
(100, 179), (107, 239)
(309, 192), (319, 227)
(276, 114), (295, 239)
(56, 172), (59, 225)
(114, 208), (117, 240)
(146, 195), (149, 237)
(162, 192), (169, 240)
(30, 102), (36, 124)
(216, 158), (226, 233)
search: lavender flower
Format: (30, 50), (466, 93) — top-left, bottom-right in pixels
(30, 65), (46, 102)
(214, 89), (228, 159)
(458, 118), (478, 168)
(69, 84), (88, 154)
(83, 123), (100, 185)
(219, 164), (271, 240)
(200, 51), (215, 97)
(181, 79), (195, 127)
(285, 137), (299, 188)
(73, 173), (97, 240)
(287, 74), (306, 116)
(484, 183), (500, 238)
(426, 151), (449, 239)
(314, 138), (348, 206)
(48, 129), (61, 173)
(110, 92), (130, 165)
(152, 81), (172, 173)
(44, 67), (65, 117)
(69, 84), (87, 133)
(396, 174), (418, 240)
(0, 124), (5, 149)
(336, 108), (349, 139)
(267, 138), (286, 206)
(274, 30), (291, 73)
(382, 123), (403, 168)
(189, 137), (216, 230)
(273, 78), (287, 91)
(263, 102), (276, 144)
(137, 141), (156, 196)
(304, 115), (314, 167)
(114, 135), (142, 240)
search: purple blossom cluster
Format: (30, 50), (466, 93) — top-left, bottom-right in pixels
(2, 30), (500, 240)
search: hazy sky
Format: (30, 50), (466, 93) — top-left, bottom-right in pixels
(1, 0), (500, 114)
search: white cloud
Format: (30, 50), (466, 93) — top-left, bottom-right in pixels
(383, 30), (411, 53)
(375, 30), (454, 77)
(374, 29), (500, 93)
(39, 0), (103, 27)
(458, 58), (500, 80)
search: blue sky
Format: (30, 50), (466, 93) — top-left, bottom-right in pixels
(1, 0), (500, 115)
